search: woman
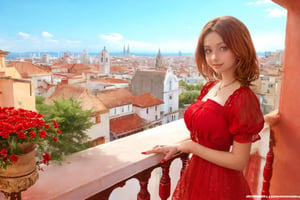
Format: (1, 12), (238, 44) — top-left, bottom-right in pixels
(142, 16), (264, 199)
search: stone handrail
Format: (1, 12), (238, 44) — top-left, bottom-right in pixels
(22, 119), (190, 200)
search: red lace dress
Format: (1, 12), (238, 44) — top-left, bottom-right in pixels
(172, 81), (264, 200)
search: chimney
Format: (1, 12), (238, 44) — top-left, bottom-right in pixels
(0, 50), (9, 68)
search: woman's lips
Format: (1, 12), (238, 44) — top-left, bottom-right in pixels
(213, 64), (223, 69)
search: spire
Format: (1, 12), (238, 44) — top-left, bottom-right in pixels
(155, 48), (163, 70)
(123, 44), (126, 56)
(127, 44), (130, 56)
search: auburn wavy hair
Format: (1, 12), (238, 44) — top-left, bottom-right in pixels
(195, 16), (259, 87)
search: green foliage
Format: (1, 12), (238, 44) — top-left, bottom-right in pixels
(179, 80), (203, 91)
(36, 97), (93, 161)
(35, 95), (45, 105)
(179, 81), (203, 108)
(179, 91), (200, 108)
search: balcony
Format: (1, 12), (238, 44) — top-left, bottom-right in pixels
(3, 118), (271, 200)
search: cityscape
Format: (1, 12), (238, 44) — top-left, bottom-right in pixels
(0, 0), (290, 199)
(0, 45), (283, 144)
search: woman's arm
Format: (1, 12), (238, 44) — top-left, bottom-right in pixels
(142, 139), (251, 171)
(178, 140), (251, 171)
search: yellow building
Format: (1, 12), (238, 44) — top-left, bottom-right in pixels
(0, 50), (35, 110)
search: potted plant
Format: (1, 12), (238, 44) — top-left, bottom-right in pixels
(0, 106), (62, 174)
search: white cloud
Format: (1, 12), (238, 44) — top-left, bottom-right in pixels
(247, 0), (272, 5)
(18, 32), (31, 38)
(256, 0), (272, 5)
(264, 8), (287, 17)
(42, 31), (54, 38)
(100, 33), (123, 41)
(253, 33), (285, 52)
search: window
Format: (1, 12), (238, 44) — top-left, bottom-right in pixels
(146, 108), (149, 114)
(96, 115), (101, 124)
(155, 115), (158, 120)
(169, 107), (172, 112)
(155, 106), (157, 111)
(114, 108), (116, 115)
(169, 95), (172, 100)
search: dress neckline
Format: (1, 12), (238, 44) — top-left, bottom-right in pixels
(200, 81), (247, 108)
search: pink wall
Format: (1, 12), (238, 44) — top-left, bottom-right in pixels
(271, 0), (300, 195)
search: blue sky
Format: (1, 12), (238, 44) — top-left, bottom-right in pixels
(0, 0), (286, 54)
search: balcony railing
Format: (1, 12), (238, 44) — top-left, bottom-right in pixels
(14, 119), (271, 200)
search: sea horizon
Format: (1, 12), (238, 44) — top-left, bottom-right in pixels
(5, 50), (275, 59)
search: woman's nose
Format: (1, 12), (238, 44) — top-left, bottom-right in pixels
(211, 52), (218, 61)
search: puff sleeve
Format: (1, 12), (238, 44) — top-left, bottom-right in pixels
(228, 87), (265, 143)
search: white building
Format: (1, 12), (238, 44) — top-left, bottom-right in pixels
(130, 69), (180, 124)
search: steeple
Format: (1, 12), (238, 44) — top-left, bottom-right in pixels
(155, 48), (163, 70)
(99, 46), (110, 75)
(123, 44), (126, 56)
(126, 44), (130, 56)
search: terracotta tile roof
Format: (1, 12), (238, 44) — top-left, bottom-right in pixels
(47, 84), (108, 114)
(8, 61), (51, 77)
(92, 78), (129, 84)
(97, 88), (133, 108)
(69, 64), (98, 72)
(110, 113), (147, 135)
(132, 93), (164, 107)
(110, 65), (131, 73)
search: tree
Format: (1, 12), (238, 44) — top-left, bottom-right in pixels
(36, 97), (93, 161)
(179, 91), (200, 108)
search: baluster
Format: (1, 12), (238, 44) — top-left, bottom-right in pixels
(159, 161), (171, 200)
(136, 169), (152, 200)
(86, 181), (126, 200)
(180, 153), (189, 177)
(261, 129), (275, 199)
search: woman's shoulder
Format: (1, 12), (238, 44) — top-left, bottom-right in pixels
(226, 85), (260, 109)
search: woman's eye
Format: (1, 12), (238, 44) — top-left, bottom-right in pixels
(220, 46), (227, 51)
(204, 49), (211, 54)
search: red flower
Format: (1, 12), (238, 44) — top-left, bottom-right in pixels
(52, 120), (59, 128)
(15, 123), (23, 131)
(0, 149), (8, 156)
(57, 130), (62, 134)
(42, 153), (51, 165)
(29, 131), (36, 139)
(0, 106), (61, 168)
(9, 154), (19, 163)
(17, 131), (26, 139)
(1, 131), (10, 139)
(39, 130), (47, 138)
(2, 156), (7, 162)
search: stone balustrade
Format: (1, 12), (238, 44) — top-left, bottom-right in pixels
(16, 118), (270, 200)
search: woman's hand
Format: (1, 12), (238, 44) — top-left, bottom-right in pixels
(141, 145), (179, 163)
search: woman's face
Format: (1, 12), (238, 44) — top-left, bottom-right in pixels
(203, 31), (237, 76)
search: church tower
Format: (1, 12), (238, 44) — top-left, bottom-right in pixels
(155, 48), (163, 70)
(126, 44), (130, 56)
(99, 46), (110, 75)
